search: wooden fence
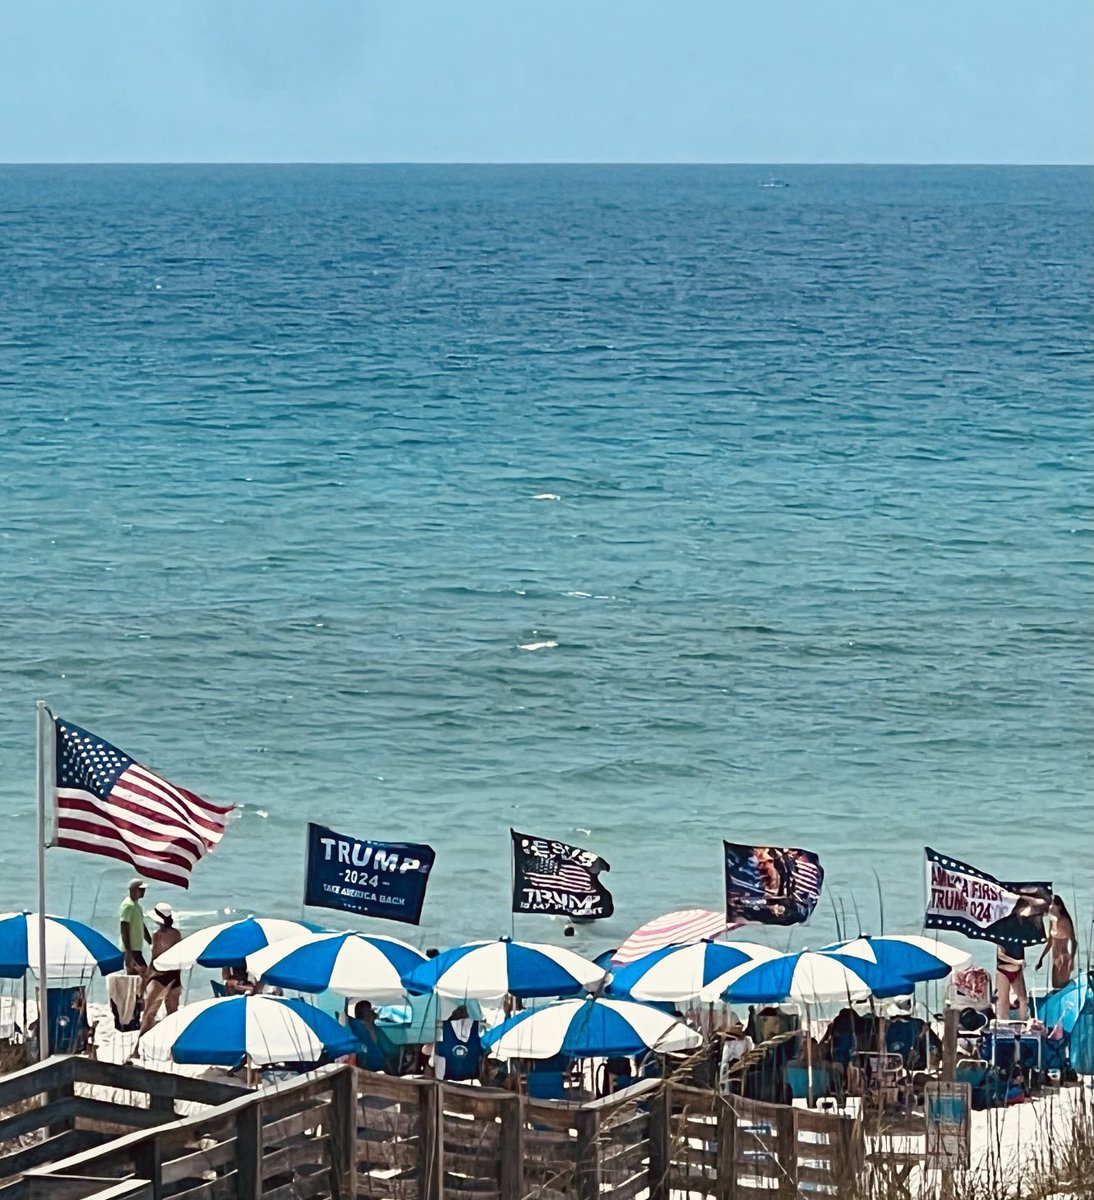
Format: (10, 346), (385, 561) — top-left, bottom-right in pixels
(0, 1055), (240, 1183)
(350, 1072), (863, 1200)
(655, 1083), (864, 1199)
(0, 1059), (864, 1199)
(0, 1060), (353, 1200)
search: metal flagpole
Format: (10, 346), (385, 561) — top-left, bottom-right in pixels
(508, 830), (516, 940)
(35, 700), (52, 1061)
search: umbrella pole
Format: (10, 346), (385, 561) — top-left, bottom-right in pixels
(35, 701), (52, 1062)
(805, 1005), (814, 1107)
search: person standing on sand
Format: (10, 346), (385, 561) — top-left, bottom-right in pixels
(119, 879), (150, 976)
(995, 942), (1029, 1021)
(137, 904), (183, 1036)
(1036, 897), (1078, 990)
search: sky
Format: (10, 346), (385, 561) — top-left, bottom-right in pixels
(2, 0), (1091, 164)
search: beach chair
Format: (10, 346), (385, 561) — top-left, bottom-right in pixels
(346, 1017), (399, 1074)
(525, 1069), (567, 1100)
(955, 1058), (1006, 1110)
(1041, 1029), (1069, 1076)
(785, 1063), (832, 1106)
(983, 1029), (1040, 1084)
(830, 1030), (856, 1067)
(855, 1052), (906, 1112)
(886, 1018), (931, 1070)
(42, 987), (91, 1055)
(210, 981), (230, 998)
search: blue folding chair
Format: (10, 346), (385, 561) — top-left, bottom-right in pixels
(785, 1063), (831, 1106)
(525, 1070), (566, 1100)
(955, 1059), (1006, 1110)
(43, 987), (90, 1055)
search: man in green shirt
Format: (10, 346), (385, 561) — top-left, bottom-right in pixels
(119, 878), (150, 975)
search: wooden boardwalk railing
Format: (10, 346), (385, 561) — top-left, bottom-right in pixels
(0, 1055), (240, 1184)
(0, 1060), (352, 1200)
(350, 1073), (862, 1200)
(0, 1058), (865, 1198)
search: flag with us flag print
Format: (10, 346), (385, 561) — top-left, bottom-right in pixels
(511, 829), (614, 919)
(723, 841), (824, 926)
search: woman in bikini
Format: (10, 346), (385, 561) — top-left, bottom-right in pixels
(995, 942), (1028, 1021)
(137, 903), (183, 1038)
(1036, 897), (1077, 991)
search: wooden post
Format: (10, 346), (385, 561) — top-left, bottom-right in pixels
(498, 1091), (525, 1200)
(833, 1113), (864, 1192)
(235, 1097), (264, 1200)
(45, 1066), (76, 1139)
(647, 1084), (672, 1200)
(575, 1107), (601, 1200)
(132, 1136), (163, 1200)
(941, 1008), (959, 1083)
(332, 1064), (358, 1200)
(147, 1087), (175, 1123)
(419, 1079), (444, 1200)
(716, 1098), (738, 1200)
(937, 1008), (961, 1200)
(775, 1106), (798, 1200)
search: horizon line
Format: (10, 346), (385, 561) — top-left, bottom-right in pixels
(1, 159), (1090, 169)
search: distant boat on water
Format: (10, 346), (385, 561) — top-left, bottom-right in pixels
(759, 174), (790, 188)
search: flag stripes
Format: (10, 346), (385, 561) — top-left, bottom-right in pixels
(613, 909), (732, 964)
(54, 718), (233, 889)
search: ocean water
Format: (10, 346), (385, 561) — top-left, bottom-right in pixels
(0, 165), (1090, 967)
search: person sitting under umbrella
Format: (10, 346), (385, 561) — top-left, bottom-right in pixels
(222, 965), (261, 995)
(345, 1001), (393, 1073)
(429, 1005), (484, 1082)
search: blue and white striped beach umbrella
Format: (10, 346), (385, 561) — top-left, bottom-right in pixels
(483, 996), (704, 1060)
(698, 949), (915, 1006)
(608, 940), (781, 1004)
(0, 912), (124, 981)
(821, 935), (969, 985)
(137, 994), (360, 1068)
(403, 938), (606, 1001)
(246, 931), (426, 1002)
(153, 917), (325, 971)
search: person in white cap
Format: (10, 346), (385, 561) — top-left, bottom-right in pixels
(118, 879), (149, 975)
(136, 903), (183, 1038)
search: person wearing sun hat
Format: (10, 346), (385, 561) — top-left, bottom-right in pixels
(118, 879), (150, 976)
(135, 902), (183, 1041)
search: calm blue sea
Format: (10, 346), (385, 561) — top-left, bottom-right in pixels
(0, 165), (1090, 967)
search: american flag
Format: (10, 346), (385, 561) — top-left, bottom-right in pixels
(53, 718), (234, 889)
(790, 854), (823, 906)
(524, 857), (597, 894)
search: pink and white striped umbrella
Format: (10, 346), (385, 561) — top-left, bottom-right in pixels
(612, 910), (742, 965)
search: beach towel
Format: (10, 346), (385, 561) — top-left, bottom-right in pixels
(109, 974), (142, 1029)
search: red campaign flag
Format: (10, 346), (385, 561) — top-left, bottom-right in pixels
(53, 717), (234, 889)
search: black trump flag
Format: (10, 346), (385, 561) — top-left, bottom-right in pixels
(511, 830), (614, 919)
